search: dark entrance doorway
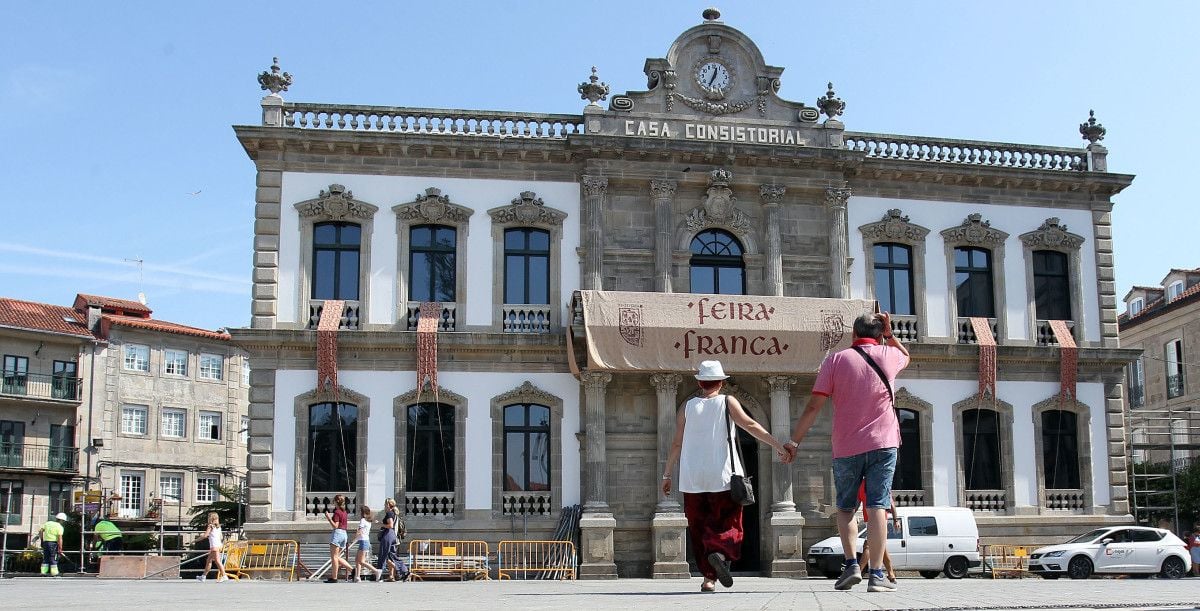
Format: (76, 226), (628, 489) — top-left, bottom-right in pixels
(730, 426), (761, 573)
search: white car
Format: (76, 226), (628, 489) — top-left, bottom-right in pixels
(1027, 526), (1191, 579)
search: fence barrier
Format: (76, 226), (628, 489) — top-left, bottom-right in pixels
(222, 540), (298, 581)
(497, 540), (576, 580)
(982, 544), (1032, 578)
(407, 539), (490, 581)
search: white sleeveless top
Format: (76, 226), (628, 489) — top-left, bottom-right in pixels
(678, 394), (744, 493)
(208, 525), (223, 549)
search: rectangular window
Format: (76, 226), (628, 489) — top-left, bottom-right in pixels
(504, 228), (551, 304)
(908, 516), (939, 536)
(954, 247), (995, 318)
(199, 354), (223, 380)
(1167, 281), (1184, 301)
(1032, 250), (1072, 320)
(241, 364), (251, 386)
(48, 424), (75, 471)
(1129, 298), (1144, 316)
(119, 472), (144, 518)
(503, 403), (551, 492)
(1166, 340), (1185, 399)
(164, 349), (188, 376)
(308, 402), (359, 492)
(0, 479), (23, 525)
(47, 482), (72, 519)
(2, 355), (29, 395)
(241, 416), (250, 445)
(0, 420), (25, 468)
(873, 243), (915, 316)
(51, 360), (78, 399)
(198, 411), (222, 441)
(1128, 359), (1145, 408)
(406, 403), (453, 492)
(160, 473), (183, 503)
(160, 408), (186, 438)
(196, 476), (219, 503)
(123, 344), (150, 372)
(409, 225), (457, 302)
(312, 222), (362, 300)
(121, 405), (148, 435)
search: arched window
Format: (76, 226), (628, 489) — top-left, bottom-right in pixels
(874, 243), (914, 315)
(407, 403), (455, 492)
(1033, 250), (1071, 320)
(409, 224), (457, 303)
(307, 402), (358, 492)
(893, 409), (922, 491)
(1041, 410), (1080, 489)
(312, 222), (361, 300)
(504, 228), (550, 304)
(954, 247), (994, 318)
(503, 403), (551, 492)
(690, 229), (744, 295)
(962, 408), (1002, 490)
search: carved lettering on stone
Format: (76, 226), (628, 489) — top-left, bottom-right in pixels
(941, 213), (1009, 246)
(1019, 217), (1085, 250)
(858, 209), (930, 244)
(393, 187), (473, 224)
(488, 191), (568, 226)
(295, 184), (378, 220)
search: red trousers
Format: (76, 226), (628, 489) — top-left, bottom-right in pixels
(683, 490), (743, 580)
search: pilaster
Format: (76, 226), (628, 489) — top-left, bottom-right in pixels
(825, 186), (851, 299)
(1091, 204), (1119, 348)
(245, 367), (276, 523)
(581, 371), (612, 513)
(651, 179), (677, 293)
(1105, 381), (1130, 515)
(252, 170), (282, 329)
(649, 373), (682, 512)
(581, 176), (608, 290)
(761, 185), (785, 296)
(765, 375), (797, 513)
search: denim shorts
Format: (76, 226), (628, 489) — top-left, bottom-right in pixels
(356, 539), (371, 553)
(330, 528), (347, 547)
(832, 447), (897, 512)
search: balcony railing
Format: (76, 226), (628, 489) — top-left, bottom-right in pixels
(1035, 319), (1076, 346)
(1128, 385), (1145, 408)
(307, 299), (361, 330)
(0, 443), (79, 472)
(964, 489), (1008, 512)
(405, 492), (455, 517)
(501, 304), (553, 333)
(1044, 489), (1086, 511)
(282, 103), (585, 139)
(892, 490), (927, 507)
(888, 315), (920, 342)
(1166, 374), (1185, 399)
(955, 317), (998, 345)
(0, 371), (82, 402)
(502, 492), (553, 516)
(304, 492), (358, 517)
(843, 132), (1089, 172)
(405, 302), (458, 331)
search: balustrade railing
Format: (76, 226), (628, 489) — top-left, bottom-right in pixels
(0, 371), (82, 401)
(305, 492), (358, 517)
(0, 443), (78, 472)
(892, 490), (927, 507)
(888, 315), (919, 342)
(1166, 374), (1185, 399)
(956, 317), (998, 345)
(282, 103), (584, 139)
(501, 492), (554, 516)
(1035, 320), (1076, 346)
(965, 490), (1008, 512)
(501, 304), (553, 333)
(1044, 489), (1086, 511)
(405, 492), (455, 517)
(307, 299), (361, 330)
(844, 132), (1089, 172)
(405, 302), (458, 331)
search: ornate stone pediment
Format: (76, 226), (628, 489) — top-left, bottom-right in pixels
(1019, 218), (1084, 250)
(295, 184), (377, 220)
(392, 187), (473, 225)
(492, 380), (561, 407)
(940, 214), (1008, 247)
(393, 384), (467, 407)
(684, 168), (751, 238)
(859, 209), (930, 244)
(488, 191), (567, 226)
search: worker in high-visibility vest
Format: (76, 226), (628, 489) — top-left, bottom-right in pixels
(93, 518), (123, 553)
(37, 513), (67, 576)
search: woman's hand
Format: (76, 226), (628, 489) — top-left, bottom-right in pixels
(661, 475), (672, 496)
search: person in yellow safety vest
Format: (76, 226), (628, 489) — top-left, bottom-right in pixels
(37, 512), (67, 576)
(93, 518), (123, 553)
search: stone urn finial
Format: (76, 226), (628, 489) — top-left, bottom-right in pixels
(817, 82), (845, 121)
(1079, 109), (1106, 144)
(578, 66), (610, 107)
(257, 57), (293, 96)
(702, 7), (722, 21)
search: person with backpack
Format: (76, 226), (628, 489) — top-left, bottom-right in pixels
(377, 497), (409, 581)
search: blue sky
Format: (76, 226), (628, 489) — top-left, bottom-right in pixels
(1, 0), (1195, 330)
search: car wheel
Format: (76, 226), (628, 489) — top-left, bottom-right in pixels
(944, 556), (969, 579)
(1066, 556), (1093, 580)
(1159, 556), (1187, 580)
(919, 570), (940, 579)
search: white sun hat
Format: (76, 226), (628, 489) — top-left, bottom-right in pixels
(55, 512), (68, 521)
(694, 360), (729, 381)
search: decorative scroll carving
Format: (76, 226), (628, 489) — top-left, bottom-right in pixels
(940, 213), (1009, 246)
(295, 184), (377, 220)
(759, 184), (786, 205)
(393, 187), (473, 224)
(649, 372), (682, 393)
(859, 209), (930, 244)
(492, 380), (562, 407)
(581, 371), (612, 392)
(1019, 218), (1084, 250)
(765, 375), (797, 394)
(703, 169), (735, 221)
(582, 176), (609, 197)
(578, 66), (610, 107)
(817, 82), (845, 120)
(824, 186), (851, 208)
(609, 95), (634, 112)
(257, 57), (292, 95)
(488, 191), (568, 226)
(393, 384), (467, 406)
(650, 179), (677, 199)
(1079, 109), (1106, 144)
(672, 92), (755, 116)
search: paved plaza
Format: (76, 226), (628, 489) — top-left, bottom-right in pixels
(3, 576), (1197, 610)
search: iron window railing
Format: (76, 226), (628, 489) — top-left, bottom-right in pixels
(0, 370), (82, 401)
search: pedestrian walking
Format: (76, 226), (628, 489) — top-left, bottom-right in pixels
(784, 312), (910, 593)
(857, 481), (898, 583)
(377, 498), (408, 581)
(1189, 525), (1200, 577)
(36, 512), (67, 576)
(197, 512), (227, 582)
(662, 360), (791, 593)
(352, 506), (383, 582)
(323, 495), (354, 583)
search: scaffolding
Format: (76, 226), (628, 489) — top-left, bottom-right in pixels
(1126, 404), (1200, 534)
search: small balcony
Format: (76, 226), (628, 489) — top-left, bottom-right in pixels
(1167, 374), (1185, 399)
(888, 315), (920, 342)
(0, 442), (79, 473)
(307, 299), (361, 330)
(304, 492), (358, 517)
(891, 489), (927, 507)
(405, 302), (458, 331)
(500, 304), (553, 334)
(1044, 489), (1086, 511)
(964, 489), (1008, 512)
(955, 317), (998, 345)
(405, 491), (455, 517)
(1034, 319), (1076, 346)
(0, 371), (82, 402)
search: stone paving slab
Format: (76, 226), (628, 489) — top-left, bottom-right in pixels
(2, 576), (1197, 610)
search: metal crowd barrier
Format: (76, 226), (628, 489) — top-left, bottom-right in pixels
(407, 539), (490, 581)
(982, 544), (1032, 578)
(222, 540), (298, 581)
(497, 540), (576, 580)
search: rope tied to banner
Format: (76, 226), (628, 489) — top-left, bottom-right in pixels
(317, 300), (346, 401)
(1048, 320), (1077, 406)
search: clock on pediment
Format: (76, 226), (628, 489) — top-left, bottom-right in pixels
(694, 57), (733, 100)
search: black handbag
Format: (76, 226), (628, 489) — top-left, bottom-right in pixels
(723, 396), (756, 506)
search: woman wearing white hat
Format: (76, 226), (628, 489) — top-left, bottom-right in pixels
(662, 360), (791, 592)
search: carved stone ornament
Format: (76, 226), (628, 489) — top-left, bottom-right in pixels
(582, 176), (609, 197)
(257, 57), (293, 95)
(817, 82), (845, 120)
(492, 380), (561, 407)
(649, 372), (682, 393)
(760, 184), (786, 205)
(578, 66), (610, 107)
(824, 186), (851, 208)
(488, 191), (568, 226)
(859, 209), (930, 243)
(393, 187), (473, 224)
(650, 179), (677, 199)
(1079, 109), (1106, 144)
(703, 169), (736, 221)
(672, 92), (757, 116)
(1019, 217), (1085, 250)
(940, 213), (1009, 246)
(295, 184), (377, 220)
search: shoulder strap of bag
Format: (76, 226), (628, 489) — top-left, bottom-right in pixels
(852, 345), (896, 413)
(722, 395), (743, 476)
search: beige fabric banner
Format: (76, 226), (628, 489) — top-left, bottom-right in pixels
(578, 290), (875, 374)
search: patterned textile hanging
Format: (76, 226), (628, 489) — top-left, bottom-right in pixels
(969, 317), (997, 401)
(317, 300), (346, 400)
(1048, 320), (1077, 405)
(416, 302), (441, 398)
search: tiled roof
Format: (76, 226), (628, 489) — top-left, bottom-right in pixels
(74, 293), (152, 316)
(1130, 285), (1164, 293)
(1121, 277), (1200, 329)
(0, 298), (94, 338)
(103, 314), (229, 341)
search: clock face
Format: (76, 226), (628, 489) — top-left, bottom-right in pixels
(696, 61), (731, 94)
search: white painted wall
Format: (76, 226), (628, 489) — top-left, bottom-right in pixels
(846, 197), (1100, 343)
(277, 173), (582, 326)
(272, 370), (581, 512)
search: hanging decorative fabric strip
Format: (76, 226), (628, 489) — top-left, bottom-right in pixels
(969, 317), (997, 400)
(416, 302), (441, 396)
(317, 300), (346, 400)
(1048, 320), (1078, 404)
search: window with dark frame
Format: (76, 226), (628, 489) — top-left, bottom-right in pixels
(873, 243), (915, 315)
(689, 229), (745, 295)
(0, 479), (23, 525)
(503, 403), (551, 492)
(409, 224), (457, 303)
(908, 516), (938, 536)
(406, 403), (455, 493)
(1166, 339), (1185, 399)
(2, 355), (28, 395)
(52, 360), (77, 400)
(307, 402), (358, 492)
(893, 409), (922, 491)
(48, 424), (74, 471)
(1128, 359), (1145, 408)
(0, 420), (25, 468)
(1040, 410), (1080, 490)
(954, 247), (995, 318)
(1033, 250), (1072, 320)
(504, 228), (550, 305)
(962, 408), (1003, 490)
(312, 222), (362, 300)
(47, 481), (72, 518)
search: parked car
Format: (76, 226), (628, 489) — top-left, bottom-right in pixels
(807, 506), (982, 579)
(1027, 526), (1191, 579)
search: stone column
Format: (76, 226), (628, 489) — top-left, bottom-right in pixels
(650, 179), (677, 293)
(648, 373), (688, 578)
(761, 185), (786, 296)
(650, 373), (682, 511)
(825, 186), (851, 299)
(579, 371), (617, 579)
(581, 176), (608, 290)
(764, 375), (806, 577)
(1105, 381), (1130, 514)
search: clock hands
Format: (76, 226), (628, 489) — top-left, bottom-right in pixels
(708, 68), (719, 87)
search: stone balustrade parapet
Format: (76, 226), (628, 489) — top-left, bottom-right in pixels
(845, 131), (1091, 172)
(281, 103), (584, 139)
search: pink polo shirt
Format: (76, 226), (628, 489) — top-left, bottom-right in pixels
(813, 338), (910, 459)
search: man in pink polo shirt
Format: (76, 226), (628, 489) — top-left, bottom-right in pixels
(784, 312), (909, 593)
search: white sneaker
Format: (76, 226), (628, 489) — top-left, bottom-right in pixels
(373, 567), (383, 581)
(216, 575), (227, 582)
(196, 575), (206, 582)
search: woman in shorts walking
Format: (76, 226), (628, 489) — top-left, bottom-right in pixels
(324, 495), (354, 583)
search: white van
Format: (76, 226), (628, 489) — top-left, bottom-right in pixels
(807, 506), (982, 579)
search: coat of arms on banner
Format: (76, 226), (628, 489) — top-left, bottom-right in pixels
(619, 305), (644, 347)
(820, 311), (845, 352)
